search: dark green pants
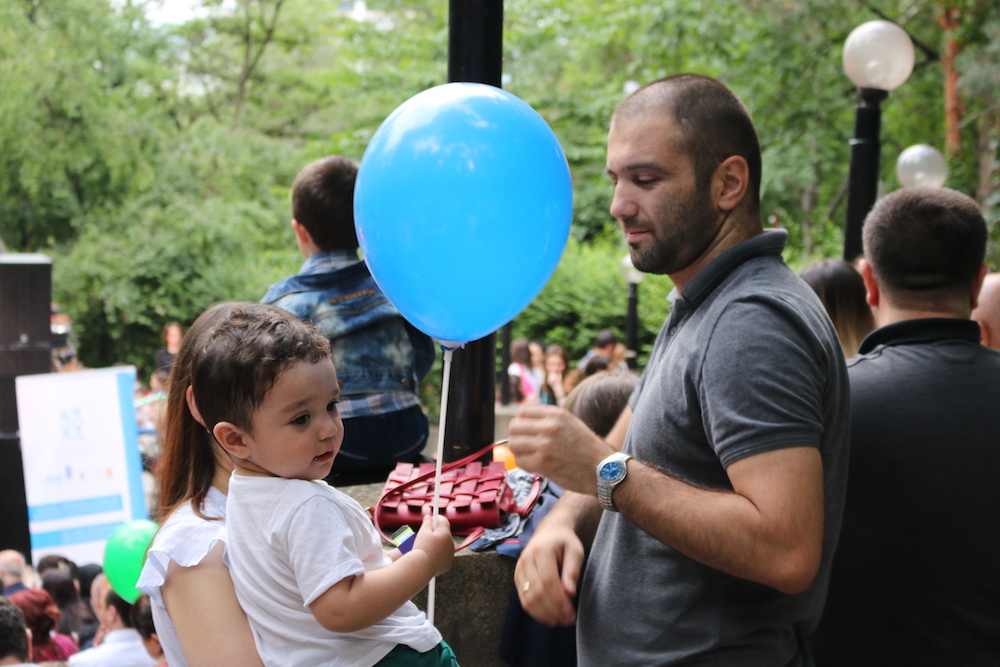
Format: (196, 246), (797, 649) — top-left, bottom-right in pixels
(375, 640), (460, 666)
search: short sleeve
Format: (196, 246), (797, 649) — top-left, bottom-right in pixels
(700, 297), (828, 468)
(285, 494), (368, 606)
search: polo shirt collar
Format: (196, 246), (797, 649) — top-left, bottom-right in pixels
(858, 317), (981, 355)
(669, 229), (787, 309)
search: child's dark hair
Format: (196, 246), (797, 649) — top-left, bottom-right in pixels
(563, 370), (639, 438)
(190, 303), (331, 434)
(292, 155), (359, 251)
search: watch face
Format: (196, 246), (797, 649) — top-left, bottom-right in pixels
(600, 460), (625, 482)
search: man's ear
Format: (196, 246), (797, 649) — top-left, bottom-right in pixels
(970, 262), (989, 311)
(103, 600), (120, 627)
(213, 422), (251, 460)
(858, 258), (880, 308)
(713, 155), (750, 213)
(978, 320), (991, 348)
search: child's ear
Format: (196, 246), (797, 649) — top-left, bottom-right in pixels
(291, 219), (313, 246)
(213, 422), (251, 460)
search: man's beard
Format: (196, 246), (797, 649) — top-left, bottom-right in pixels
(627, 186), (720, 276)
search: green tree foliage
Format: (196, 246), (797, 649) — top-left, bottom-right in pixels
(0, 0), (170, 251)
(511, 232), (674, 366)
(2, 0), (998, 379)
(53, 121), (303, 373)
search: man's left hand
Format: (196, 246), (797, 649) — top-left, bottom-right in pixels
(507, 404), (613, 494)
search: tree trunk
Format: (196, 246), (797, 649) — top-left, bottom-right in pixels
(936, 5), (963, 156)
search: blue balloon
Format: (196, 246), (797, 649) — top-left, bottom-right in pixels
(355, 83), (573, 343)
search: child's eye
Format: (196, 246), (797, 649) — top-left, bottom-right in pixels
(291, 414), (310, 426)
(327, 400), (339, 413)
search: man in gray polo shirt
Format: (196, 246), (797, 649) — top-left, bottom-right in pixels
(508, 74), (849, 666)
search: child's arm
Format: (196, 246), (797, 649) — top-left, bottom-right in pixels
(308, 515), (454, 633)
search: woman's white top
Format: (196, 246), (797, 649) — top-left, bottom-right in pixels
(136, 486), (227, 667)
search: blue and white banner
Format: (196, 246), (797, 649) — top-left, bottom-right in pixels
(16, 367), (147, 566)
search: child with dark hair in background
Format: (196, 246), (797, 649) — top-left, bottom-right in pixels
(262, 155), (437, 485)
(499, 368), (639, 667)
(800, 259), (875, 357)
(563, 371), (640, 439)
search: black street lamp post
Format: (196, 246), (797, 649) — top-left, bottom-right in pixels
(442, 0), (502, 461)
(844, 87), (888, 262)
(841, 20), (914, 263)
(620, 255), (644, 370)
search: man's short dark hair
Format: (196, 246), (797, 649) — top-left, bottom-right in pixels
(106, 588), (137, 629)
(615, 74), (762, 214)
(594, 329), (618, 349)
(863, 187), (986, 302)
(0, 597), (29, 662)
(291, 155), (359, 251)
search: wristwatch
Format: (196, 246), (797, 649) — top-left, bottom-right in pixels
(596, 452), (631, 511)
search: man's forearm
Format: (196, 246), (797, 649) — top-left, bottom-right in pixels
(611, 449), (824, 594)
(545, 489), (604, 548)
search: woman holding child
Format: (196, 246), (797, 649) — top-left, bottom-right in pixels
(138, 302), (458, 667)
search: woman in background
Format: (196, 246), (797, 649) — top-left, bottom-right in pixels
(800, 258), (875, 357)
(539, 344), (570, 406)
(41, 570), (97, 647)
(155, 321), (185, 377)
(9, 588), (80, 662)
(508, 338), (544, 403)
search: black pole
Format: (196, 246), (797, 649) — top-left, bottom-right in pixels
(625, 283), (639, 370)
(443, 0), (503, 461)
(0, 255), (54, 562)
(499, 323), (512, 405)
(448, 0), (503, 86)
(843, 87), (888, 262)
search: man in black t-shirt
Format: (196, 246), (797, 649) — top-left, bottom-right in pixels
(811, 187), (1000, 666)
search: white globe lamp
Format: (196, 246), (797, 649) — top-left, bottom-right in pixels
(896, 144), (948, 188)
(843, 20), (915, 91)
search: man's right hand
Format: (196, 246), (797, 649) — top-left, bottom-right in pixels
(514, 520), (584, 626)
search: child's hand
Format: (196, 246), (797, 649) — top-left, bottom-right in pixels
(413, 514), (454, 577)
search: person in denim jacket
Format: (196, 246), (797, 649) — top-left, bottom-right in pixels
(262, 155), (436, 486)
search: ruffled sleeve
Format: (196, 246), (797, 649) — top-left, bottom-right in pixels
(137, 487), (227, 608)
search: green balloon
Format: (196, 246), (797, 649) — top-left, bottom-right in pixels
(103, 519), (158, 604)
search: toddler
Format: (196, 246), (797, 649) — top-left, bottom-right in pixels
(189, 303), (457, 666)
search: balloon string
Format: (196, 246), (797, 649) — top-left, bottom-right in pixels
(428, 347), (453, 626)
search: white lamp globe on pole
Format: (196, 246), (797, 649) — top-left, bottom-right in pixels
(843, 20), (915, 91)
(842, 20), (915, 262)
(896, 144), (948, 188)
